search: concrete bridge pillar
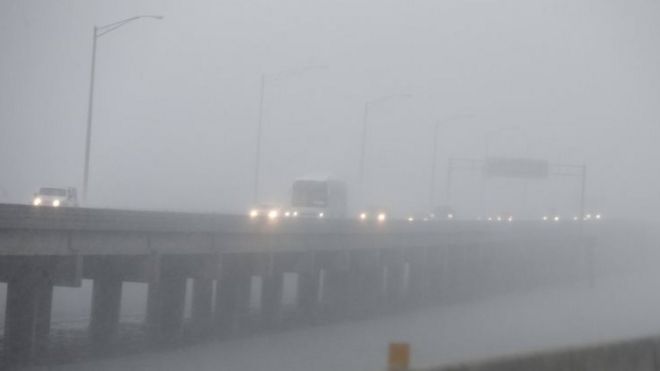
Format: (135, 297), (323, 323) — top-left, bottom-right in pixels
(183, 254), (220, 339)
(5, 276), (39, 365)
(214, 254), (252, 336)
(297, 253), (320, 324)
(347, 250), (383, 318)
(3, 261), (53, 365)
(426, 247), (445, 302)
(261, 252), (303, 329)
(191, 277), (214, 337)
(406, 247), (430, 308)
(384, 250), (407, 311)
(34, 282), (53, 356)
(320, 251), (351, 320)
(261, 269), (283, 329)
(90, 274), (123, 349)
(146, 257), (187, 344)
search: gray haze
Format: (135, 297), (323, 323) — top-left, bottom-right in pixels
(2, 0), (659, 217)
(3, 2), (660, 369)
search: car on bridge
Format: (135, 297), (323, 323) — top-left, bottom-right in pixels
(357, 206), (389, 223)
(32, 187), (78, 207)
(433, 204), (456, 220)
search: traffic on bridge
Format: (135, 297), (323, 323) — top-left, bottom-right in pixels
(2, 1), (660, 370)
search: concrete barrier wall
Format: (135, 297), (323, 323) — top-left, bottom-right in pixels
(426, 336), (660, 371)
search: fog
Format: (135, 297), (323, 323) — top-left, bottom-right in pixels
(1, 0), (659, 217)
(2, 0), (660, 370)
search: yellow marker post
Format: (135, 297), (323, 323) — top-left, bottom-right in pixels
(388, 342), (411, 371)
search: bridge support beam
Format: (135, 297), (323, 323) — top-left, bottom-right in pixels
(261, 271), (283, 329)
(406, 248), (429, 308)
(90, 274), (123, 350)
(297, 255), (320, 323)
(4, 270), (53, 365)
(146, 257), (187, 344)
(214, 254), (252, 336)
(34, 282), (53, 357)
(383, 250), (406, 311)
(191, 277), (214, 338)
(0, 254), (80, 363)
(425, 247), (445, 303)
(320, 251), (351, 320)
(347, 250), (383, 319)
(260, 252), (300, 329)
(147, 276), (186, 343)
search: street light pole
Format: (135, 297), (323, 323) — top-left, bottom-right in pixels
(252, 65), (325, 204)
(445, 158), (454, 209)
(82, 26), (98, 204)
(81, 15), (162, 204)
(358, 102), (370, 186)
(579, 164), (587, 220)
(429, 121), (440, 207)
(253, 74), (266, 204)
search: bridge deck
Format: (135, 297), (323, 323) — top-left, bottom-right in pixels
(0, 203), (648, 368)
(0, 203), (591, 255)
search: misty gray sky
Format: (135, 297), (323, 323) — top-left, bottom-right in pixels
(1, 0), (658, 218)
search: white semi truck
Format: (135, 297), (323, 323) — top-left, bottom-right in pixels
(289, 175), (347, 219)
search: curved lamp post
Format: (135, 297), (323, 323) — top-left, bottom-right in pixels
(82, 15), (163, 204)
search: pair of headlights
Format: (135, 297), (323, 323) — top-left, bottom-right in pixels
(33, 198), (61, 207)
(359, 212), (386, 222)
(249, 209), (304, 220)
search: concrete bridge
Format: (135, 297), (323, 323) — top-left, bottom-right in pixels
(0, 204), (615, 367)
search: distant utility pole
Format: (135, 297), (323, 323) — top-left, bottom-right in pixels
(82, 15), (162, 204)
(579, 164), (587, 220)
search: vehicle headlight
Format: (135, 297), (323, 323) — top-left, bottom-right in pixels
(318, 212), (325, 218)
(249, 209), (259, 218)
(507, 216), (513, 222)
(407, 217), (414, 222)
(595, 214), (601, 220)
(267, 210), (279, 220)
(52, 199), (61, 207)
(33, 197), (42, 206)
(284, 211), (291, 217)
(542, 216), (548, 221)
(447, 213), (454, 219)
(292, 211), (298, 217)
(359, 212), (368, 221)
(553, 216), (560, 222)
(377, 213), (386, 222)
